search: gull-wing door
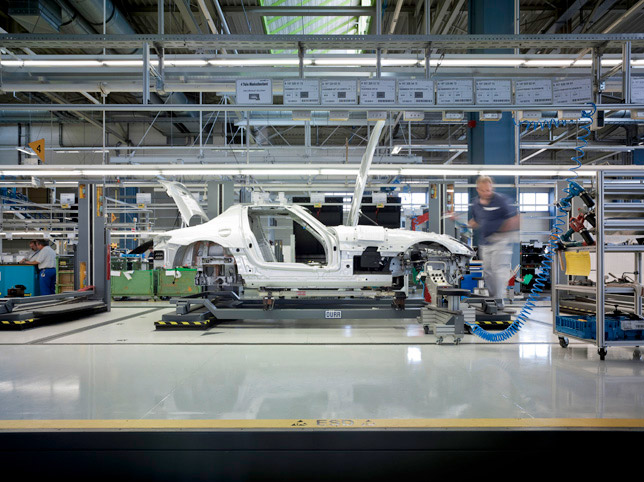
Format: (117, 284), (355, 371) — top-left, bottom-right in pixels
(159, 180), (209, 226)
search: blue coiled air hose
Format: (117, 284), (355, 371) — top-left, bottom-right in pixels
(467, 104), (597, 342)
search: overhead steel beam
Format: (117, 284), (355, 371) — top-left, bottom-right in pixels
(573, 0), (644, 61)
(2, 33), (644, 51)
(1, 102), (641, 113)
(222, 6), (381, 15)
(544, 0), (591, 34)
(41, 92), (129, 144)
(173, 0), (203, 34)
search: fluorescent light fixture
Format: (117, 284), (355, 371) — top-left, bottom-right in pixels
(523, 59), (573, 66)
(370, 169), (401, 176)
(56, 150), (80, 154)
(319, 169), (360, 176)
(24, 60), (103, 67)
(398, 168), (597, 177)
(45, 181), (79, 186)
(241, 169), (320, 176)
(435, 59), (524, 67)
(164, 59), (208, 67)
(381, 58), (420, 66)
(209, 58), (310, 66)
(16, 147), (34, 155)
(391, 146), (403, 155)
(102, 60), (144, 67)
(314, 57), (377, 66)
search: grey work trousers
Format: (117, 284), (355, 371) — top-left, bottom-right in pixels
(480, 232), (515, 300)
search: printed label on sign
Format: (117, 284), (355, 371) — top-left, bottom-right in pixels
(437, 80), (473, 104)
(321, 80), (358, 105)
(398, 80), (434, 104)
(325, 310), (342, 319)
(631, 77), (644, 103)
(515, 79), (553, 104)
(553, 78), (592, 104)
(236, 79), (273, 104)
(283, 79), (320, 105)
(359, 79), (396, 104)
(475, 79), (512, 104)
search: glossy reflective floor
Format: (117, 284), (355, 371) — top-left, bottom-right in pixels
(0, 300), (643, 423)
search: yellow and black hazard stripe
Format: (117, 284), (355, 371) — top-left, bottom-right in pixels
(561, 304), (595, 314)
(155, 320), (209, 327)
(469, 321), (509, 326)
(0, 318), (36, 326)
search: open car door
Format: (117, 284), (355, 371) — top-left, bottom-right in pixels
(159, 180), (209, 227)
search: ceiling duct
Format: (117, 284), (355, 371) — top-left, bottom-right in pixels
(8, 0), (63, 34)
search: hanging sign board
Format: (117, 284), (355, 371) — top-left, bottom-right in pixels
(518, 110), (543, 122)
(372, 192), (387, 208)
(442, 111), (464, 121)
(631, 77), (644, 103)
(136, 192), (152, 206)
(283, 79), (320, 105)
(479, 111), (503, 121)
(60, 193), (75, 207)
(475, 79), (512, 104)
(359, 79), (396, 104)
(553, 78), (592, 104)
(321, 80), (358, 105)
(236, 79), (273, 104)
(28, 138), (45, 163)
(310, 193), (325, 208)
(329, 111), (350, 121)
(436, 80), (473, 104)
(514, 79), (553, 105)
(398, 80), (434, 105)
(403, 111), (425, 122)
(367, 111), (388, 121)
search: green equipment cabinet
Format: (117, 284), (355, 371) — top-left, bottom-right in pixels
(111, 270), (157, 299)
(156, 268), (198, 298)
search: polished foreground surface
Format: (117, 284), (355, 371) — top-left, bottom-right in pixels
(0, 301), (642, 423)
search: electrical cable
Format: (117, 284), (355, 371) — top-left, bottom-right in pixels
(467, 103), (597, 342)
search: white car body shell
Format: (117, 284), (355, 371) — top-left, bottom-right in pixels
(155, 203), (474, 290)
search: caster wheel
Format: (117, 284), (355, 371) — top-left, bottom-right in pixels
(454, 337), (461, 345)
(598, 348), (607, 361)
(423, 325), (430, 334)
(436, 336), (443, 345)
(558, 337), (569, 348)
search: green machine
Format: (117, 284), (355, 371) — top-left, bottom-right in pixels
(156, 268), (198, 298)
(111, 270), (157, 299)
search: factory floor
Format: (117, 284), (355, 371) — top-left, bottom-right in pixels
(0, 298), (642, 425)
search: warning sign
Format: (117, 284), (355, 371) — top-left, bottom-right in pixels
(28, 138), (45, 163)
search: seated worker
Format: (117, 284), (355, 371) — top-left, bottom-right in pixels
(20, 239), (57, 295)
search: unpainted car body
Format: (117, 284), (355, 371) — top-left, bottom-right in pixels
(154, 202), (474, 292)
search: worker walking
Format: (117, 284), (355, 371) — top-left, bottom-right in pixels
(468, 176), (520, 302)
(20, 239), (57, 295)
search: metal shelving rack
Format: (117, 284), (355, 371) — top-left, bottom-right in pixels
(553, 170), (644, 360)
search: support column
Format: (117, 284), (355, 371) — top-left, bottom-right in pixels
(207, 181), (234, 219)
(467, 0), (519, 277)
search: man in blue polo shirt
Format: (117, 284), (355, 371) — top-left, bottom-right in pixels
(468, 176), (520, 301)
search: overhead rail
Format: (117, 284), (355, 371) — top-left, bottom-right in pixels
(2, 34), (644, 51)
(0, 103), (641, 113)
(0, 163), (637, 180)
